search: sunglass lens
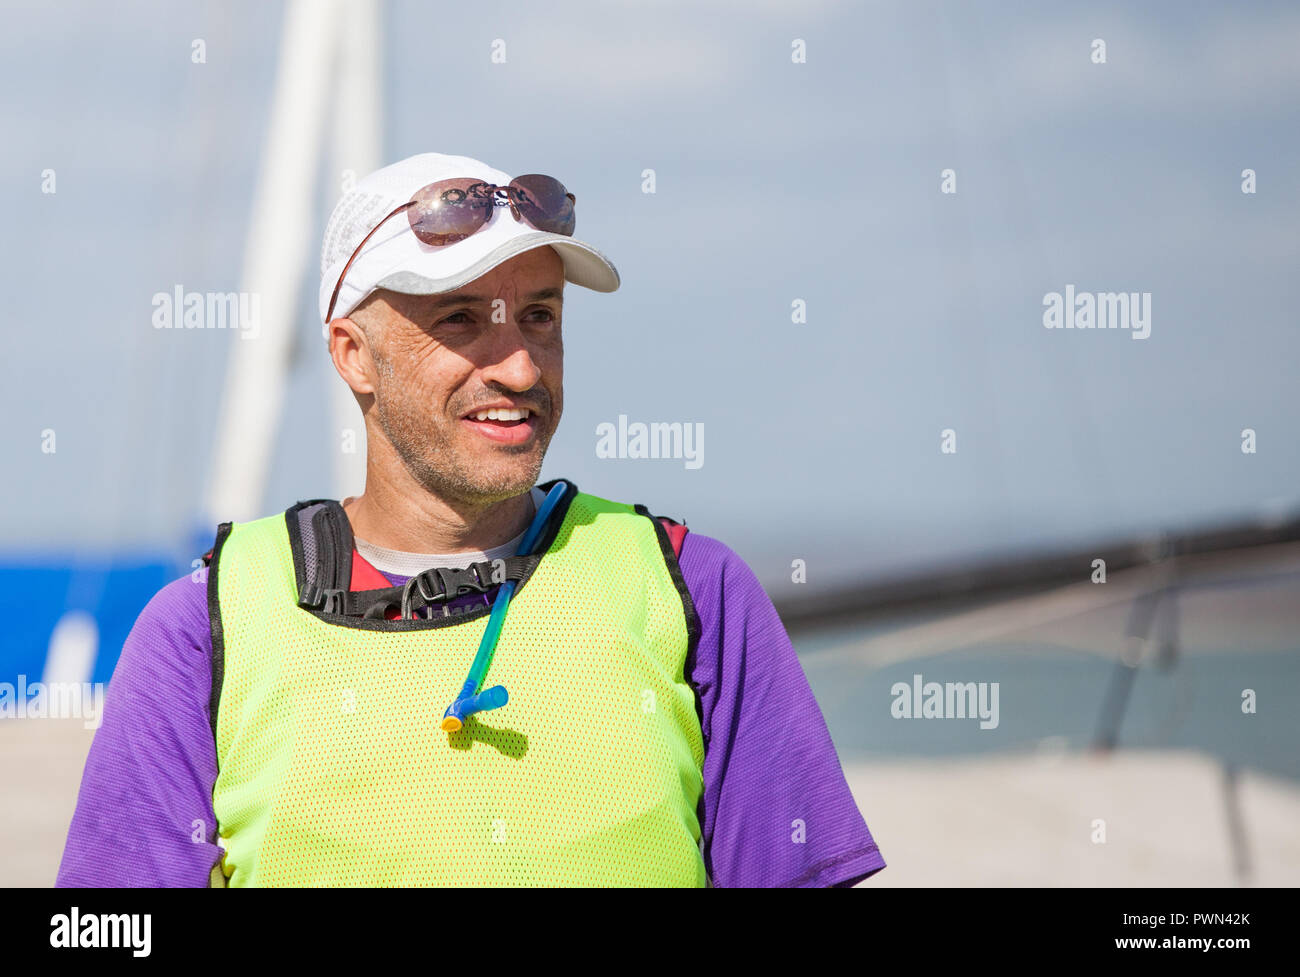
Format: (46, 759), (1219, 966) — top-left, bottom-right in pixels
(510, 174), (575, 236)
(407, 179), (492, 246)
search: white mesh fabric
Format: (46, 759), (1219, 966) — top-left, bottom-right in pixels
(320, 191), (398, 276)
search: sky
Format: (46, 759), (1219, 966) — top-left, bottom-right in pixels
(3, 0), (1298, 595)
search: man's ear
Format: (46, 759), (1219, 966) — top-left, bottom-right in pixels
(328, 316), (377, 397)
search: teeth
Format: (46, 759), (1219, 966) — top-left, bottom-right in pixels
(470, 408), (530, 421)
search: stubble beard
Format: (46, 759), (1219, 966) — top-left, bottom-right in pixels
(371, 365), (555, 507)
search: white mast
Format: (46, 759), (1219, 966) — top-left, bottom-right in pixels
(206, 0), (379, 526)
(326, 0), (381, 502)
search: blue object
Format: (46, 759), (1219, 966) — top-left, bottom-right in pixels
(440, 483), (567, 732)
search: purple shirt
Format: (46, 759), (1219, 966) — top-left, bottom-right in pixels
(56, 528), (884, 887)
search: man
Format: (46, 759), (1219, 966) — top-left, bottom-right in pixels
(57, 152), (884, 887)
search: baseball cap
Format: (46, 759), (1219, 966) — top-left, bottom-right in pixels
(319, 152), (621, 324)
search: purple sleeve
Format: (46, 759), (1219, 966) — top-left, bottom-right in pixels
(55, 570), (222, 888)
(677, 532), (886, 887)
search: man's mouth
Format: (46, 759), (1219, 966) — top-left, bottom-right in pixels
(465, 407), (532, 424)
(460, 406), (539, 444)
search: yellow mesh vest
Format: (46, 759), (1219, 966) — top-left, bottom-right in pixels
(209, 486), (706, 887)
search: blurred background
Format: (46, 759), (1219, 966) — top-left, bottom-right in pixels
(2, 0), (1298, 886)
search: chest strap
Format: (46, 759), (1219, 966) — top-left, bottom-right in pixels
(328, 554), (541, 620)
(203, 492), (690, 623)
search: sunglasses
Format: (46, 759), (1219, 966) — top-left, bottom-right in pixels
(325, 174), (577, 323)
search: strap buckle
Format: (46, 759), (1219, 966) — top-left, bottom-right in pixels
(417, 564), (488, 603)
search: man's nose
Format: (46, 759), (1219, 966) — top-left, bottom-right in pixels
(480, 325), (543, 390)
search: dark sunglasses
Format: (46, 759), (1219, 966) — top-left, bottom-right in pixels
(325, 174), (577, 323)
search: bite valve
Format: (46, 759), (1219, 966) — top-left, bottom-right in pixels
(440, 683), (509, 732)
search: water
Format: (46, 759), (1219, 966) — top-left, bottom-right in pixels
(798, 636), (1300, 783)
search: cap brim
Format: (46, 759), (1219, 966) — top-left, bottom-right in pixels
(374, 232), (620, 298)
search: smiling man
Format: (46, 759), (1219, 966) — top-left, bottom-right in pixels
(337, 254), (566, 558)
(56, 152), (885, 888)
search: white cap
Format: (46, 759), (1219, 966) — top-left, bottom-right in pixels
(319, 152), (620, 323)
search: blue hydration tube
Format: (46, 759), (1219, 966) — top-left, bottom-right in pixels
(440, 482), (567, 732)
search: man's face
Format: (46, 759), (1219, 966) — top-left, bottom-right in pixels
(346, 246), (566, 506)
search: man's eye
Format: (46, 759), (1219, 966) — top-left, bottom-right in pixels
(527, 307), (557, 322)
(441, 311), (472, 324)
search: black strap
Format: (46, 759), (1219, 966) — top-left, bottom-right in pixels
(304, 554), (540, 619)
(287, 482), (578, 620)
